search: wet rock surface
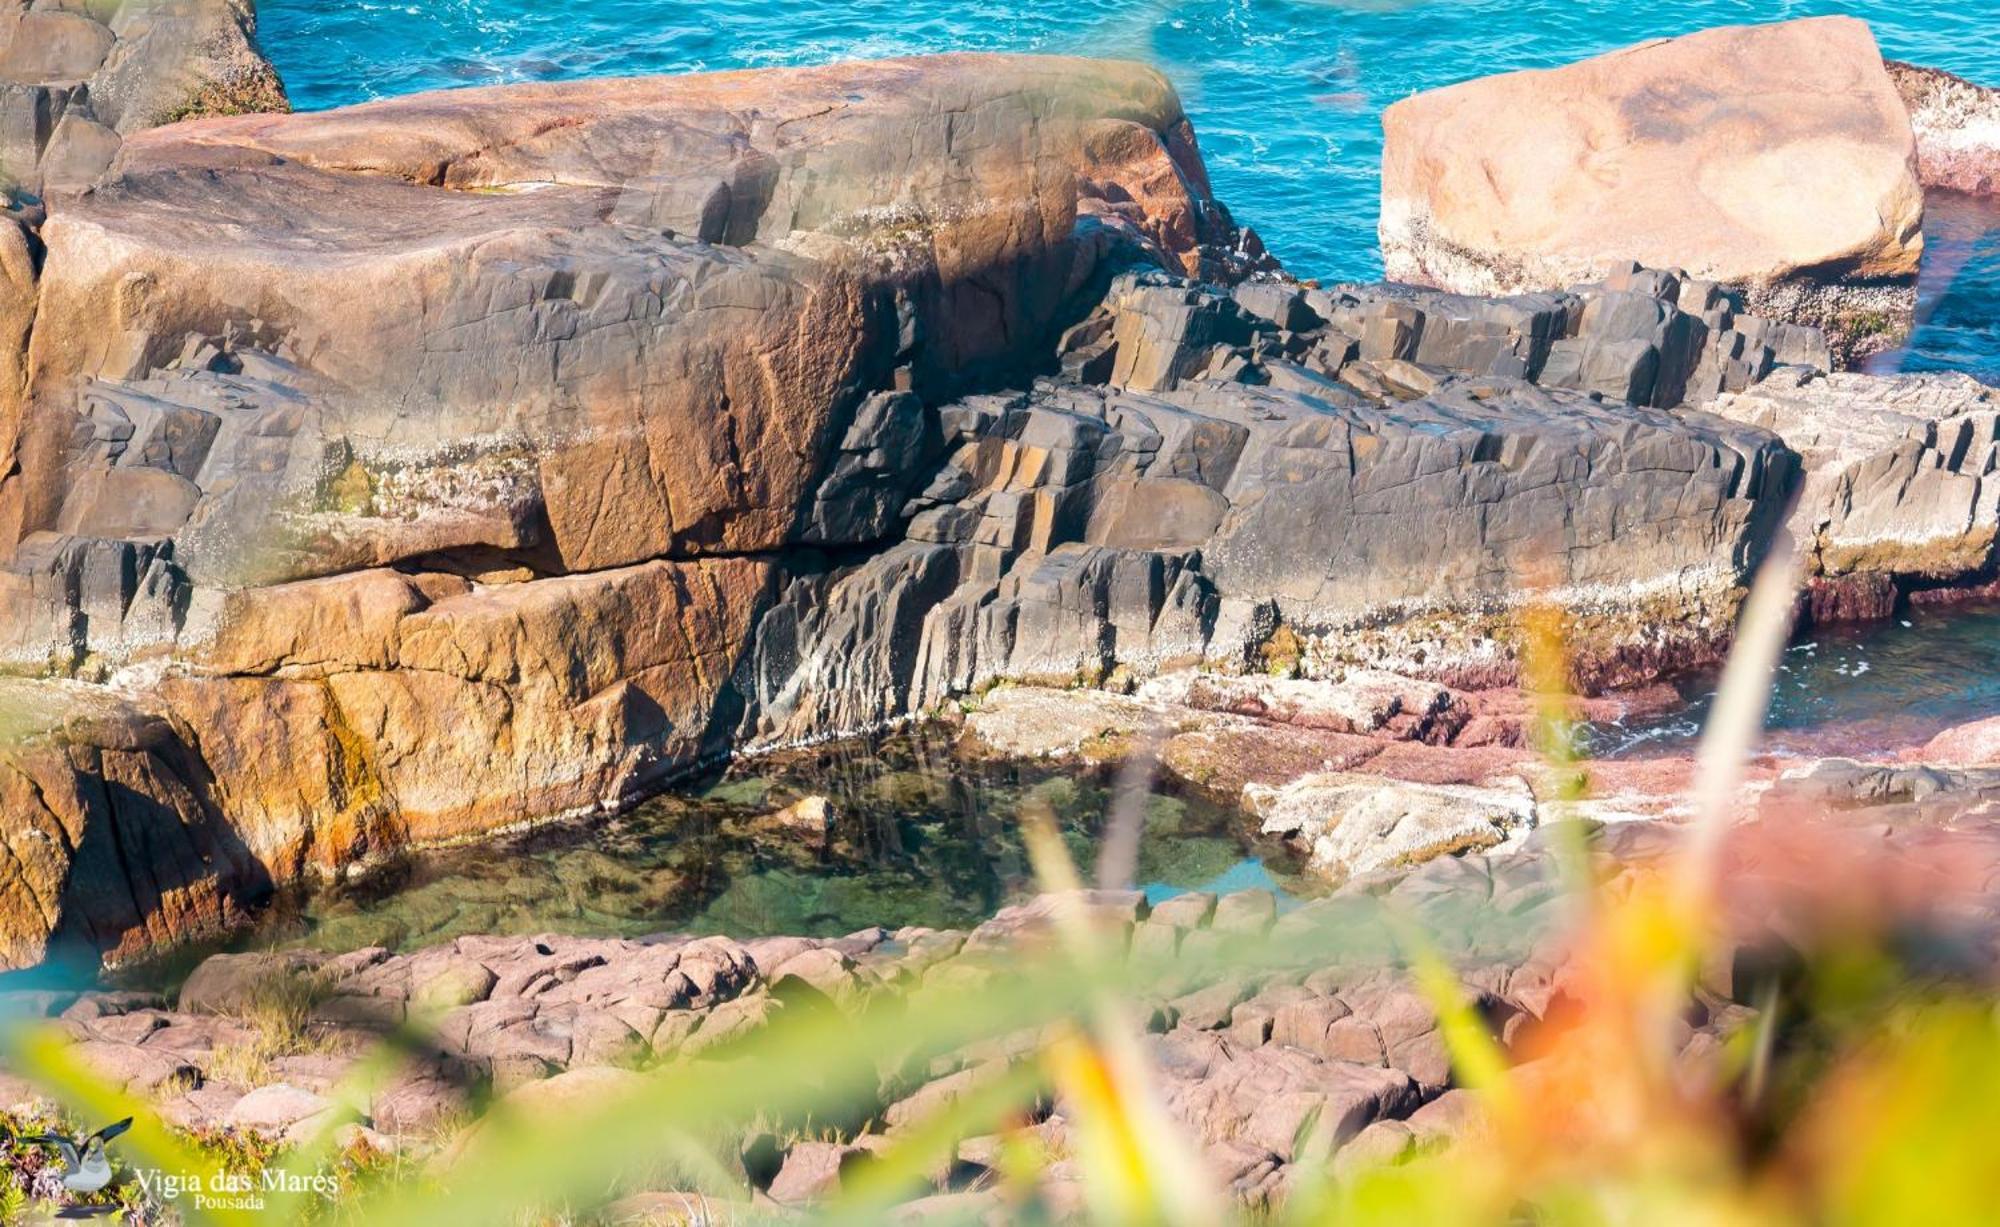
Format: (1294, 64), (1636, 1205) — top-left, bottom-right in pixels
(1889, 59), (2000, 197)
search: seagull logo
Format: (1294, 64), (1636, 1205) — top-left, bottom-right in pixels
(15, 1117), (131, 1195)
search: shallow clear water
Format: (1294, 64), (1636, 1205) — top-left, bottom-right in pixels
(251, 599), (2000, 953)
(245, 729), (1308, 957)
(1585, 599), (2000, 759)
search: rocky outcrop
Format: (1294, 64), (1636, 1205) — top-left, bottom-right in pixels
(1379, 18), (1925, 363)
(4, 54), (1246, 606)
(0, 0), (285, 194)
(0, 253), (1816, 971)
(1705, 368), (1999, 616)
(0, 876), (1558, 1198)
(0, 678), (265, 971)
(764, 265), (1797, 724)
(0, 54), (1270, 969)
(1888, 60), (2000, 196)
(2, 40), (1984, 975)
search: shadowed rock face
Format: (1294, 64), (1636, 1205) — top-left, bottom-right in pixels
(762, 361), (1788, 737)
(0, 0), (285, 194)
(1379, 17), (1925, 363)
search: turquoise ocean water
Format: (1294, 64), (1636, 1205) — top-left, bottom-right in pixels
(258, 2), (1991, 271)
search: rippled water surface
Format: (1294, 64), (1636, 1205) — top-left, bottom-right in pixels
(1866, 190), (2000, 381)
(1587, 600), (2000, 759)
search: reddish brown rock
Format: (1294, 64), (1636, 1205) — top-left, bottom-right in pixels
(1803, 572), (1899, 626)
(1919, 716), (2000, 767)
(0, 54), (1259, 971)
(0, 0), (285, 195)
(1888, 60), (2000, 196)
(1380, 18), (1923, 357)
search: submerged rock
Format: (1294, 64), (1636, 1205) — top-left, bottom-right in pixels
(1379, 17), (1924, 362)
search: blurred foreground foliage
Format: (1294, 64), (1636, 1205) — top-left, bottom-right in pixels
(3, 566), (1997, 1226)
(4, 830), (1992, 1227)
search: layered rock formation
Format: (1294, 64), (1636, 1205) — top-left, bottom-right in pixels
(2, 242), (1811, 970)
(3, 53), (1249, 603)
(0, 0), (284, 193)
(1889, 59), (2000, 197)
(1380, 17), (1925, 362)
(0, 53), (1265, 969)
(797, 263), (1797, 719)
(0, 41), (1991, 975)
(1707, 369), (1999, 622)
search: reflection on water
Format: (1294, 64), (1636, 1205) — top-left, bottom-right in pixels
(1585, 600), (2000, 759)
(242, 728), (1309, 957)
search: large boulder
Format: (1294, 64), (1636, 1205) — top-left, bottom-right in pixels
(0, 0), (286, 194)
(0, 249), (1809, 970)
(1379, 18), (1924, 363)
(2, 55), (1242, 604)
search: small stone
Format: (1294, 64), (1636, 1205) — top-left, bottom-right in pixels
(413, 962), (499, 1014)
